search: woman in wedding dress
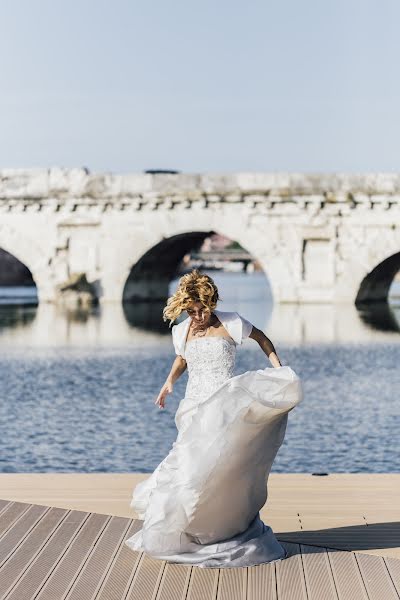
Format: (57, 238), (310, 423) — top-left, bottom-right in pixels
(125, 269), (303, 568)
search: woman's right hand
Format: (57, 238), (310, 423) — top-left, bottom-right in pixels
(154, 380), (173, 409)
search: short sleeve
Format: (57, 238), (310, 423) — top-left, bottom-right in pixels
(171, 325), (179, 355)
(171, 324), (185, 358)
(237, 313), (253, 342)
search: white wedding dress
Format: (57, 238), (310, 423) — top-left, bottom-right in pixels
(125, 312), (303, 569)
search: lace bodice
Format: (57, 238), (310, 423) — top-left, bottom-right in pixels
(184, 336), (237, 401)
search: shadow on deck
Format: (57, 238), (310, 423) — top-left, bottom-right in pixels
(279, 522), (400, 552)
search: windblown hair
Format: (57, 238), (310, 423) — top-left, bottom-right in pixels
(163, 269), (220, 325)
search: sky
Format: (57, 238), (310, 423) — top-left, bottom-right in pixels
(0, 0), (399, 174)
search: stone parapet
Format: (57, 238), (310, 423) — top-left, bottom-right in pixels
(1, 169), (400, 211)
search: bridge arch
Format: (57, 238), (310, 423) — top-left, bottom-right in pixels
(0, 247), (36, 287)
(122, 231), (211, 302)
(356, 250), (400, 304)
(121, 227), (280, 305)
(0, 225), (52, 303)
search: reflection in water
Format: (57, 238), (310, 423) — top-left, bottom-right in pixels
(267, 301), (400, 344)
(0, 285), (38, 305)
(123, 300), (172, 333)
(0, 304), (37, 329)
(61, 304), (101, 323)
(356, 301), (400, 332)
(0, 301), (169, 348)
(0, 275), (399, 346)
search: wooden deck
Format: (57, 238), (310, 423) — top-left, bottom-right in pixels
(0, 474), (399, 599)
(0, 499), (399, 599)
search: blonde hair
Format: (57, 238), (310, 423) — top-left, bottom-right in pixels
(163, 269), (220, 325)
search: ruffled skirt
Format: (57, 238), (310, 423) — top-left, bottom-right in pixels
(125, 365), (303, 568)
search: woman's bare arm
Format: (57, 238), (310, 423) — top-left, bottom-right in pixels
(249, 327), (282, 368)
(155, 356), (187, 409)
(166, 356), (187, 384)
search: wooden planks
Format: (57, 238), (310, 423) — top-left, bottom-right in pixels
(34, 512), (111, 599)
(217, 567), (247, 600)
(6, 509), (89, 600)
(0, 505), (70, 599)
(328, 548), (368, 600)
(385, 555), (400, 593)
(186, 564), (219, 600)
(64, 516), (133, 600)
(96, 520), (143, 600)
(1, 500), (399, 599)
(355, 553), (399, 600)
(276, 542), (307, 600)
(247, 561), (276, 600)
(300, 544), (338, 600)
(154, 563), (192, 600)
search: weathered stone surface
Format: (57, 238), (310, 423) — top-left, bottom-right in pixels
(57, 272), (95, 293)
(1, 168), (400, 200)
(56, 272), (97, 309)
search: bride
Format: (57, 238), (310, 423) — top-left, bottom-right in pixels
(125, 269), (303, 568)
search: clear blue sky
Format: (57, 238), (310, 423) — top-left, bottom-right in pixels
(1, 0), (399, 173)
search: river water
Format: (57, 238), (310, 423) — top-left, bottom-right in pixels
(0, 272), (399, 474)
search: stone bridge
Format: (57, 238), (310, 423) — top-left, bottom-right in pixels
(0, 168), (399, 305)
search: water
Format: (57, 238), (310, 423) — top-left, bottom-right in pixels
(0, 272), (399, 474)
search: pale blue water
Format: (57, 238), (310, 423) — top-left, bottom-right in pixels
(0, 272), (399, 473)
